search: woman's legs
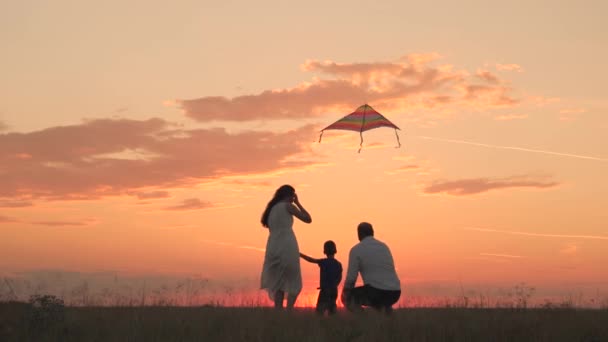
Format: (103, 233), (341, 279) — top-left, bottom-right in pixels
(273, 290), (298, 309)
(274, 290), (284, 309)
(286, 293), (298, 309)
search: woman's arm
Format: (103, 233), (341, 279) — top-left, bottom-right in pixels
(299, 253), (320, 264)
(287, 194), (312, 223)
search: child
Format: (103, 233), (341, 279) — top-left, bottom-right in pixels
(300, 240), (343, 315)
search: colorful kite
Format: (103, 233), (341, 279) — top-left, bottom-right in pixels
(318, 104), (401, 152)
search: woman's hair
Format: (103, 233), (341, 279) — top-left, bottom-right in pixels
(261, 185), (295, 227)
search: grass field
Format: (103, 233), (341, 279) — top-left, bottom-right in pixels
(1, 301), (607, 341)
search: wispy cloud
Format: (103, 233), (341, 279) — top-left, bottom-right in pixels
(0, 120), (8, 132)
(496, 63), (523, 72)
(530, 96), (560, 107)
(479, 253), (524, 259)
(424, 175), (558, 196)
(163, 198), (212, 211)
(494, 114), (528, 121)
(466, 227), (608, 241)
(385, 164), (421, 175)
(1, 216), (99, 226)
(178, 53), (519, 123)
(29, 219), (99, 227)
(129, 190), (171, 200)
(559, 108), (586, 122)
(415, 135), (608, 161)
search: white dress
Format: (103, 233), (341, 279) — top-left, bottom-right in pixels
(260, 201), (302, 299)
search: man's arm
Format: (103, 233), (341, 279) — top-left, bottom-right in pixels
(299, 253), (320, 264)
(343, 247), (360, 289)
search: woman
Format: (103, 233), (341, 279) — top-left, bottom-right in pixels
(260, 184), (312, 309)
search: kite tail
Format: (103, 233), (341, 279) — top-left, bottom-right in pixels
(358, 130), (363, 153)
(318, 130), (324, 143)
(358, 104), (367, 153)
(394, 129), (401, 148)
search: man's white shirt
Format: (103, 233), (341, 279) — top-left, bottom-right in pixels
(344, 236), (401, 291)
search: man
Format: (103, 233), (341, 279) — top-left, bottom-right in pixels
(342, 222), (401, 313)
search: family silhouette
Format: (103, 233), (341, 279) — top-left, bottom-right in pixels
(260, 184), (401, 314)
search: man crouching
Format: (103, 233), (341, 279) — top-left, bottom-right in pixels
(341, 222), (401, 314)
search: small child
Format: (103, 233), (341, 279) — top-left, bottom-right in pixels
(300, 240), (343, 315)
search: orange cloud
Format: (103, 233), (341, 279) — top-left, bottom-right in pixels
(0, 119), (317, 201)
(0, 121), (8, 132)
(163, 198), (212, 211)
(178, 54), (519, 122)
(424, 175), (559, 195)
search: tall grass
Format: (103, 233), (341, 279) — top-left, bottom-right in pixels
(2, 276), (607, 309)
(1, 301), (607, 341)
(2, 276), (608, 340)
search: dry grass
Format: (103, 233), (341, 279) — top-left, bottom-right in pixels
(1, 301), (607, 341)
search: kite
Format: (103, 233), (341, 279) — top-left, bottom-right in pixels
(318, 104), (401, 152)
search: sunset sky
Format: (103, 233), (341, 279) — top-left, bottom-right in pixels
(1, 1), (607, 306)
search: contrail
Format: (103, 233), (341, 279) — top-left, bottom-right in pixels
(414, 136), (607, 162)
(466, 227), (608, 241)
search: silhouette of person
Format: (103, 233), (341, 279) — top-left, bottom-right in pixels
(260, 185), (312, 309)
(300, 240), (343, 315)
(342, 222), (401, 314)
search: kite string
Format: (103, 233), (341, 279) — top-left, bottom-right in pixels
(318, 130), (324, 143)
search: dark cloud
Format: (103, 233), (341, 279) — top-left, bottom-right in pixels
(163, 198), (212, 211)
(424, 176), (559, 196)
